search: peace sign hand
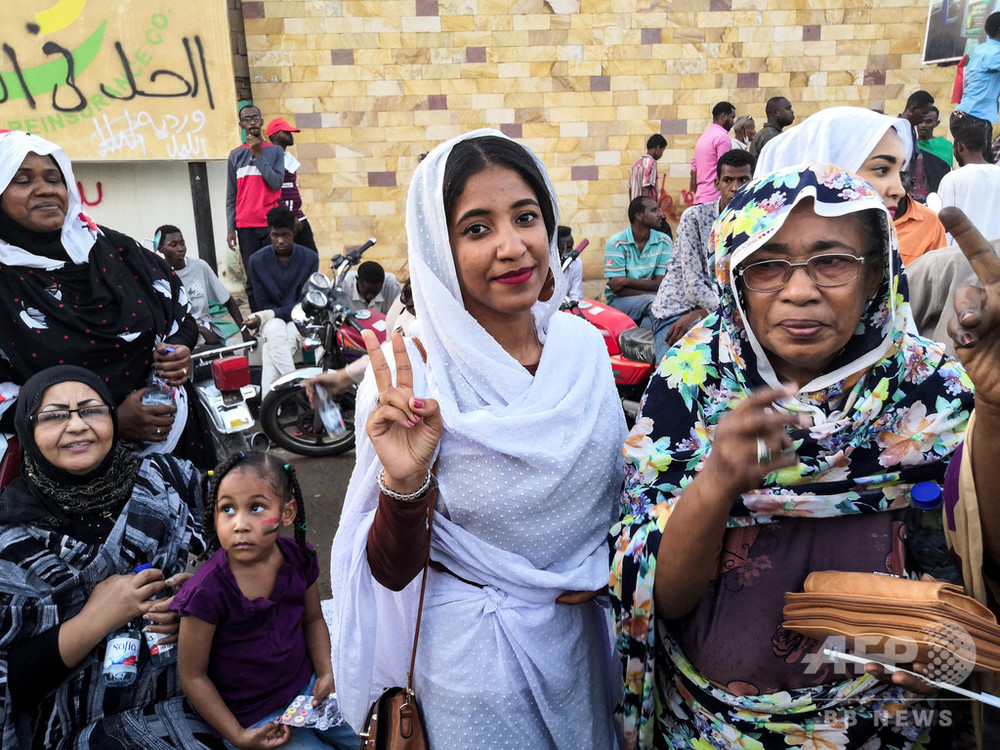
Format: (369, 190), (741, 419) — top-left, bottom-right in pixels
(363, 330), (443, 494)
(940, 208), (1000, 410)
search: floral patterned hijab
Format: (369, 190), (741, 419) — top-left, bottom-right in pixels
(610, 164), (973, 749)
(627, 162), (972, 523)
(718, 162), (902, 394)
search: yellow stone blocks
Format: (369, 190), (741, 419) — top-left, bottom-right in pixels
(245, 1), (964, 280)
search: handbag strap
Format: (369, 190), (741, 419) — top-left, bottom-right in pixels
(406, 462), (435, 694)
(406, 335), (433, 695)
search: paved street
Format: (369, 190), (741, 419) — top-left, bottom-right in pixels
(270, 445), (356, 600)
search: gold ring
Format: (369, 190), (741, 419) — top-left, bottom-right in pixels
(182, 368), (188, 376)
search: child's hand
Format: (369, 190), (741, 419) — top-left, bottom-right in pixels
(238, 721), (291, 749)
(311, 674), (335, 707)
(143, 572), (193, 645)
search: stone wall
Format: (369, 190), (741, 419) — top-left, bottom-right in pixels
(241, 0), (956, 284)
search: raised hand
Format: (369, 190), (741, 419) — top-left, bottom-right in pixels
(940, 207), (1000, 410)
(362, 330), (443, 494)
(701, 385), (806, 499)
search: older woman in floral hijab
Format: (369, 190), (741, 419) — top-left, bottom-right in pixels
(611, 164), (974, 749)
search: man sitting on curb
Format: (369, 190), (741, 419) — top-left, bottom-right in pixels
(604, 196), (673, 344)
(245, 206), (318, 392)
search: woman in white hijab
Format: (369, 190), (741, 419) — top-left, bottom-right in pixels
(329, 130), (627, 748)
(754, 106), (912, 220)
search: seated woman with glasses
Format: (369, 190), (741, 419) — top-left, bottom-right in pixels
(611, 164), (982, 749)
(0, 366), (218, 749)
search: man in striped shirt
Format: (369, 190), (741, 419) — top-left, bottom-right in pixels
(628, 134), (666, 201)
(604, 197), (673, 341)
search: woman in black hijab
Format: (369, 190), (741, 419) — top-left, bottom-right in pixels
(0, 365), (217, 749)
(0, 130), (214, 469)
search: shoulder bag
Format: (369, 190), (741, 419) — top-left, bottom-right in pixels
(358, 475), (435, 750)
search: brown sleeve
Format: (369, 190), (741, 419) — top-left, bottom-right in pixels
(366, 487), (434, 591)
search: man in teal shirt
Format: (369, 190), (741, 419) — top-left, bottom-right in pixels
(604, 196), (672, 342)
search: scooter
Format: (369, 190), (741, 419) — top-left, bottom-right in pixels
(258, 238), (388, 457)
(190, 339), (266, 456)
(559, 241), (656, 423)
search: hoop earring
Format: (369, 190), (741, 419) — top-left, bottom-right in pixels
(538, 268), (556, 302)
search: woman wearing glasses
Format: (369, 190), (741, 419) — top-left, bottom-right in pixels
(610, 164), (978, 749)
(0, 365), (216, 749)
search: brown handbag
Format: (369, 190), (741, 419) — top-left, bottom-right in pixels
(782, 570), (1000, 672)
(358, 478), (435, 750)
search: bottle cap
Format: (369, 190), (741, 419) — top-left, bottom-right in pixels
(134, 563), (153, 574)
(911, 481), (943, 511)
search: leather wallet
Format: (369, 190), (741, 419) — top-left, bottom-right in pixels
(782, 571), (1000, 673)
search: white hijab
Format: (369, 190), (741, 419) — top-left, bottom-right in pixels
(751, 106), (919, 337)
(0, 130), (97, 270)
(753, 106), (914, 177)
(329, 129), (626, 729)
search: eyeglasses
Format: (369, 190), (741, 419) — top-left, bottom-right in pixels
(31, 405), (112, 426)
(240, 114), (263, 123)
(737, 253), (868, 293)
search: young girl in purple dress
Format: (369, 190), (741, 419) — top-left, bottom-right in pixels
(172, 451), (358, 750)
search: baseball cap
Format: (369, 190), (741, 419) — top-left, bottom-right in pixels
(265, 117), (300, 137)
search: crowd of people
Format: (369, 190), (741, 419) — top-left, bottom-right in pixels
(3, 13), (1000, 749)
(613, 87), (1000, 366)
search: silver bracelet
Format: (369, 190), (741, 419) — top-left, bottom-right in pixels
(377, 466), (434, 502)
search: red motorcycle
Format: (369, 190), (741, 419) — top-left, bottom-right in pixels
(559, 241), (655, 422)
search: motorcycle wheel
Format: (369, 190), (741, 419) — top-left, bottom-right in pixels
(259, 385), (356, 457)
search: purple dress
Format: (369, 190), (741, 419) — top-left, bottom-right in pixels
(171, 538), (318, 726)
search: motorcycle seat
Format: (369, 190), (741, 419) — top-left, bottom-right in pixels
(617, 327), (656, 365)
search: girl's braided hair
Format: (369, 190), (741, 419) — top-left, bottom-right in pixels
(201, 450), (312, 557)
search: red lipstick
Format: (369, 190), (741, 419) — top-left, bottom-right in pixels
(494, 267), (534, 285)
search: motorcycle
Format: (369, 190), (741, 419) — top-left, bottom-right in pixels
(258, 238), (388, 457)
(190, 339), (265, 457)
(559, 240), (656, 423)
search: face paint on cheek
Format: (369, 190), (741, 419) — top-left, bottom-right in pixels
(262, 518), (281, 535)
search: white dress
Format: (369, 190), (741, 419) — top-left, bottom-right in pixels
(329, 129), (627, 749)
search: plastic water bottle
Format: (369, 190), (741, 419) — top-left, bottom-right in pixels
(314, 384), (347, 436)
(102, 623), (140, 687)
(141, 371), (175, 407)
(134, 563), (177, 668)
(905, 481), (958, 583)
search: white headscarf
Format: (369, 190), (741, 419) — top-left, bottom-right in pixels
(0, 130), (97, 270)
(753, 106), (914, 177)
(329, 129), (626, 737)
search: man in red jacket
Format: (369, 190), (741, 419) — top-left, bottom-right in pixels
(226, 103), (284, 310)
